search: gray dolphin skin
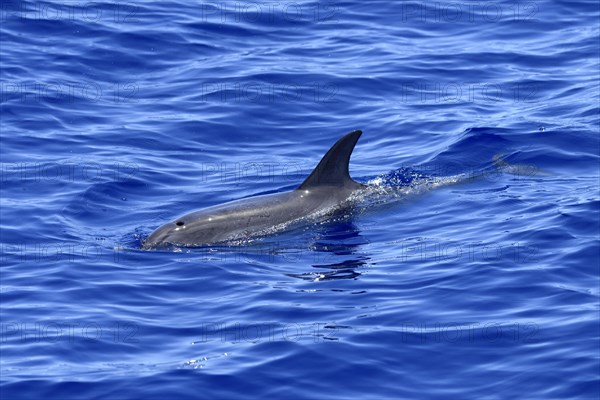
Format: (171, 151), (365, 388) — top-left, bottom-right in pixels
(142, 130), (366, 249)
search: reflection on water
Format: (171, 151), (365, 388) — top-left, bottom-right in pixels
(287, 220), (371, 282)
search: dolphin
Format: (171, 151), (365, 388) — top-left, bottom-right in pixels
(142, 130), (366, 249)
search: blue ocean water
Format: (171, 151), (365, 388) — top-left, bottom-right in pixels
(1, 0), (599, 398)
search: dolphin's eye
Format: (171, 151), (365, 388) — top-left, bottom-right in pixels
(176, 221), (185, 226)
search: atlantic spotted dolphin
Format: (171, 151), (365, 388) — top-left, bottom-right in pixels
(142, 130), (366, 249)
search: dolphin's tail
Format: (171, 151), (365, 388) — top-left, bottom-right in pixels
(493, 153), (544, 177)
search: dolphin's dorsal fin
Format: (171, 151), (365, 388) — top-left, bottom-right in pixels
(298, 130), (364, 190)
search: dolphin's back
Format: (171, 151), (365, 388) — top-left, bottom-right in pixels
(146, 188), (342, 247)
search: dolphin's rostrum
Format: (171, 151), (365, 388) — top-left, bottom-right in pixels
(143, 130), (365, 249)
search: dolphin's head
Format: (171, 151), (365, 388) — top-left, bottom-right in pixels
(142, 220), (183, 249)
(142, 212), (220, 250)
